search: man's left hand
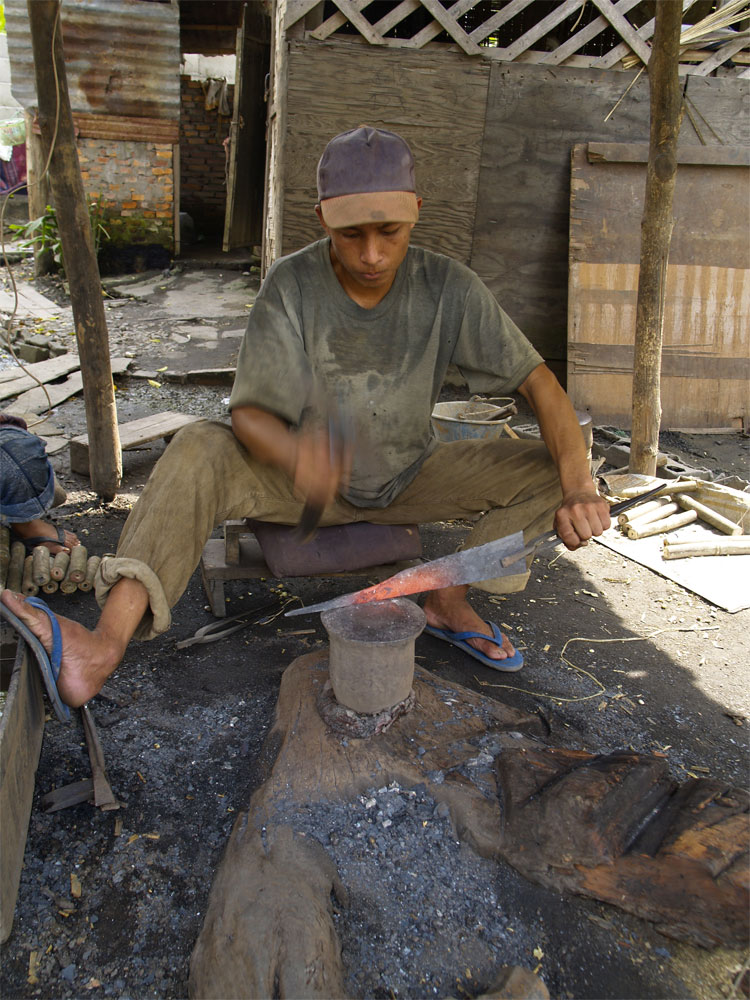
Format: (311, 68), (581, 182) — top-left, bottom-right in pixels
(554, 489), (611, 550)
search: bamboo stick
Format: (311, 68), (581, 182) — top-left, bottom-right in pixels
(7, 541), (25, 593)
(22, 556), (39, 597)
(627, 510), (697, 540)
(617, 479), (699, 499)
(67, 545), (88, 584)
(663, 538), (750, 559)
(675, 494), (743, 536)
(42, 579), (59, 595)
(0, 525), (10, 590)
(51, 550), (70, 581)
(625, 502), (680, 532)
(78, 555), (101, 593)
(617, 496), (673, 526)
(60, 577), (78, 595)
(32, 545), (52, 587)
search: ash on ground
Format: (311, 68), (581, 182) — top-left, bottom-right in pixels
(288, 781), (685, 1000)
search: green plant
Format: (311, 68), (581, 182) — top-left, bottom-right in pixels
(9, 197), (110, 273)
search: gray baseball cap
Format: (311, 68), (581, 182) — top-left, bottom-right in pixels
(317, 126), (419, 228)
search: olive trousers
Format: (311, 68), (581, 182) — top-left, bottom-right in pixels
(95, 420), (561, 640)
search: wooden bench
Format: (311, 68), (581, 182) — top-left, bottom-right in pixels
(69, 411), (201, 476)
(200, 520), (422, 617)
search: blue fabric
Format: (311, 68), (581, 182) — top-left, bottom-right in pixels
(0, 425), (55, 524)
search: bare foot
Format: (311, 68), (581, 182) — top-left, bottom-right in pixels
(11, 518), (79, 554)
(422, 585), (516, 661)
(1, 589), (122, 707)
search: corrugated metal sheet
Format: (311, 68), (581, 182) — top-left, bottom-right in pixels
(5, 0), (180, 120)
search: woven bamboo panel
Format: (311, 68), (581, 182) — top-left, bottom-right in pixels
(285, 0), (750, 76)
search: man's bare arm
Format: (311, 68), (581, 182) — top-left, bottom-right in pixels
(230, 404), (348, 510)
(517, 363), (610, 549)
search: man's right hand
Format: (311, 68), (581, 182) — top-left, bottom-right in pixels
(230, 405), (352, 510)
(291, 424), (352, 510)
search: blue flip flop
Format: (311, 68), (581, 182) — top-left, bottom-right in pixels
(0, 596), (71, 722)
(423, 620), (524, 672)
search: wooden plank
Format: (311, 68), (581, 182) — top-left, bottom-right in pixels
(284, 0), (322, 31)
(0, 353), (80, 393)
(0, 638), (45, 943)
(416, 0), (482, 55)
(69, 411), (201, 475)
(281, 39), (488, 266)
(502, 0), (585, 63)
(590, 0), (653, 65)
(468, 0), (536, 44)
(326, 0), (387, 45)
(310, 0), (369, 42)
(540, 0), (641, 65)
(567, 144), (750, 428)
(587, 141), (750, 166)
(409, 0), (476, 49)
(692, 36), (750, 77)
(5, 358), (132, 415)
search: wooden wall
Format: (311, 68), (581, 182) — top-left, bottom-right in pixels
(568, 143), (749, 429)
(276, 37), (749, 370)
(282, 39), (489, 266)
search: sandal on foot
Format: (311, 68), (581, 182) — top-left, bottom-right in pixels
(423, 620), (524, 672)
(9, 524), (69, 555)
(0, 596), (71, 722)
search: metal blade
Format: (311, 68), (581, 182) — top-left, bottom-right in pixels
(285, 531), (527, 617)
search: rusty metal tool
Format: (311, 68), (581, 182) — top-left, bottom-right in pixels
(285, 485), (667, 618)
(81, 704), (120, 810)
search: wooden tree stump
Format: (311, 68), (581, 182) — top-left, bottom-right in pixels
(189, 652), (749, 998)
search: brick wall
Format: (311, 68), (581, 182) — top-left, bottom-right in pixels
(179, 75), (234, 241)
(78, 138), (174, 249)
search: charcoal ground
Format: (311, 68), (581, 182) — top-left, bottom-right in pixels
(0, 261), (748, 1000)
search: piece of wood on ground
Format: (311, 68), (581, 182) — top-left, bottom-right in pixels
(69, 410), (200, 476)
(496, 746), (749, 947)
(0, 633), (45, 942)
(4, 358), (131, 415)
(0, 353), (80, 399)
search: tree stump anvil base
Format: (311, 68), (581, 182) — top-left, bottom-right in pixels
(189, 651), (749, 999)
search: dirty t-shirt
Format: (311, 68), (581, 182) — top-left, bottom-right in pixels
(228, 238), (543, 508)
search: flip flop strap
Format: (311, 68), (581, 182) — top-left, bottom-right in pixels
(441, 621), (503, 647)
(25, 596), (63, 683)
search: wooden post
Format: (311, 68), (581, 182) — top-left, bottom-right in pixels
(628, 0), (683, 475)
(27, 0), (121, 499)
(23, 110), (53, 275)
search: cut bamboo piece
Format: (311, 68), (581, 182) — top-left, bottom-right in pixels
(60, 577), (78, 594)
(42, 579), (59, 594)
(7, 541), (25, 593)
(67, 545), (88, 583)
(32, 545), (51, 587)
(627, 510), (697, 539)
(626, 502), (680, 532)
(21, 556), (38, 596)
(675, 494), (743, 536)
(50, 549), (70, 581)
(0, 525), (9, 590)
(618, 479), (699, 499)
(662, 537), (750, 559)
(78, 555), (101, 593)
(619, 497), (675, 527)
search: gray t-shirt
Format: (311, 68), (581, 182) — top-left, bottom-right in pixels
(229, 238), (543, 507)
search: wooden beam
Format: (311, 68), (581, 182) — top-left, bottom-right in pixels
(540, 0), (641, 66)
(502, 0), (585, 62)
(325, 0), (387, 45)
(468, 0), (536, 44)
(310, 0), (370, 41)
(410, 0), (476, 49)
(591, 0), (654, 65)
(284, 0), (322, 31)
(629, 0), (684, 475)
(27, 0), (121, 499)
(418, 0), (483, 55)
(691, 36), (750, 77)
